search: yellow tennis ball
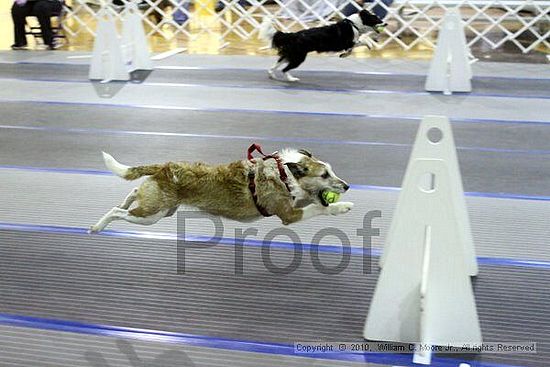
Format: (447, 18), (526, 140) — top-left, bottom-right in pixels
(375, 24), (386, 33)
(322, 190), (340, 204)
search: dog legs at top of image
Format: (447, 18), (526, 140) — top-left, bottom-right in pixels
(266, 52), (304, 82)
(283, 72), (300, 82)
(279, 52), (307, 82)
(261, 19), (300, 82)
(268, 57), (285, 80)
(268, 58), (301, 82)
(339, 35), (377, 58)
(268, 61), (301, 82)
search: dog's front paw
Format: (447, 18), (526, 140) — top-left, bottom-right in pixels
(340, 51), (352, 58)
(328, 201), (354, 215)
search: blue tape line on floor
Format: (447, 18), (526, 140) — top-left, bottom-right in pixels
(1, 124), (550, 156)
(1, 221), (550, 270)
(0, 313), (526, 367)
(1, 99), (550, 126)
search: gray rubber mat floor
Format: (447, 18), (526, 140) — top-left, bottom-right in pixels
(0, 51), (549, 367)
(0, 325), (378, 367)
(1, 102), (550, 196)
(2, 169), (549, 262)
(2, 63), (550, 99)
(1, 231), (549, 367)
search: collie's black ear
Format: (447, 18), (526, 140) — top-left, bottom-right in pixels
(285, 162), (308, 178)
(359, 8), (383, 25)
(298, 149), (312, 158)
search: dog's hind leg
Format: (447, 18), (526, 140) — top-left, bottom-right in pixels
(123, 207), (170, 226)
(268, 56), (286, 79)
(282, 72), (299, 82)
(89, 207), (128, 233)
(118, 188), (138, 209)
(281, 53), (306, 82)
(89, 206), (170, 234)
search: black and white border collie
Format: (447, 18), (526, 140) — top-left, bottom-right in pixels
(259, 10), (386, 82)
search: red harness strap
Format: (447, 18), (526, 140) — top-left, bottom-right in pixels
(247, 143), (292, 217)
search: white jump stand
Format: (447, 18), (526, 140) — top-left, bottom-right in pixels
(365, 116), (482, 365)
(425, 9), (472, 95)
(121, 0), (153, 72)
(89, 4), (129, 82)
(380, 115), (478, 276)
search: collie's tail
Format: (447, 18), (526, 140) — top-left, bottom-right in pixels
(259, 17), (277, 44)
(102, 152), (163, 180)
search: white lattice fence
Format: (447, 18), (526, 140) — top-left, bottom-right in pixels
(63, 0), (236, 41)
(63, 0), (549, 52)
(381, 0), (550, 52)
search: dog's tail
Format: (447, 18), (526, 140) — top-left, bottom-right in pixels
(259, 16), (277, 44)
(102, 152), (163, 180)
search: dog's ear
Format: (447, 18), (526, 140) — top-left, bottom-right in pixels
(298, 149), (312, 158)
(285, 162), (308, 179)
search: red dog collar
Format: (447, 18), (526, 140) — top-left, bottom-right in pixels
(247, 143), (292, 216)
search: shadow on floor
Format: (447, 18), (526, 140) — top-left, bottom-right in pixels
(91, 81), (127, 98)
(90, 69), (152, 98)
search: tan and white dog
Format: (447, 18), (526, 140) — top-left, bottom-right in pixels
(89, 145), (353, 233)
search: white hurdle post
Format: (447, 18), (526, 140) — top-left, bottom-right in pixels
(425, 9), (472, 95)
(365, 116), (482, 363)
(380, 115), (478, 276)
(89, 4), (130, 82)
(121, 0), (153, 72)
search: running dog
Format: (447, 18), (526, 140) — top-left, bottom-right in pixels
(89, 145), (353, 233)
(259, 10), (386, 82)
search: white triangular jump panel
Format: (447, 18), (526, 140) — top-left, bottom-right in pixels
(381, 115), (478, 276)
(425, 8), (472, 94)
(89, 11), (129, 82)
(364, 158), (482, 346)
(121, 2), (153, 71)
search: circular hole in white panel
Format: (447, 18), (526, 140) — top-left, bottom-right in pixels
(427, 127), (443, 143)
